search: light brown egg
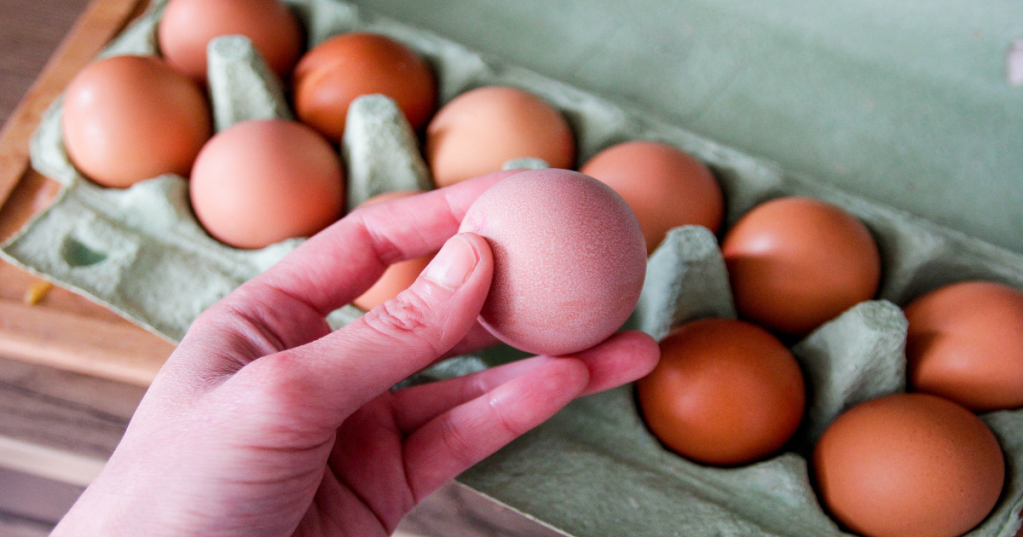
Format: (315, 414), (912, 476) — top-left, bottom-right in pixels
(579, 141), (724, 253)
(158, 0), (303, 84)
(427, 86), (576, 187)
(189, 119), (344, 249)
(637, 318), (805, 466)
(62, 55), (211, 188)
(352, 191), (434, 311)
(292, 33), (437, 142)
(814, 393), (1004, 537)
(458, 169), (645, 356)
(905, 281), (1023, 411)
(721, 197), (881, 337)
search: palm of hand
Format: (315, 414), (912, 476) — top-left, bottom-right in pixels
(53, 174), (658, 537)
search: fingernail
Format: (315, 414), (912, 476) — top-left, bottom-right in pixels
(425, 235), (477, 290)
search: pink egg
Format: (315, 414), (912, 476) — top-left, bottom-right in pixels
(459, 169), (647, 356)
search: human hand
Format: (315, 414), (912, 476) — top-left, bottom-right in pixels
(52, 172), (660, 537)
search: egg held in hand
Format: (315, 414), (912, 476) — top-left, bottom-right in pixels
(62, 55), (212, 188)
(189, 119), (345, 249)
(637, 318), (806, 466)
(458, 169), (646, 356)
(352, 191), (435, 311)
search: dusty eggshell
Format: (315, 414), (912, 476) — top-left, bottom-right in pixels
(458, 169), (646, 356)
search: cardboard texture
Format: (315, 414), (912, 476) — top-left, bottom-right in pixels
(3, 0), (1021, 535)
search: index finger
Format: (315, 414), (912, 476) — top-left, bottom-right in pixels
(246, 170), (517, 317)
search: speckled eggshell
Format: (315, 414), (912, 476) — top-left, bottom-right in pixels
(458, 169), (646, 356)
(637, 318), (806, 466)
(814, 393), (1005, 537)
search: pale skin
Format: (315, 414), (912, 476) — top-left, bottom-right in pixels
(52, 173), (660, 536)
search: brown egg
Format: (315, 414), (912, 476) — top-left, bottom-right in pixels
(62, 55), (211, 188)
(458, 169), (645, 356)
(189, 119), (344, 249)
(905, 281), (1023, 411)
(721, 197), (881, 336)
(636, 318), (805, 466)
(427, 86), (576, 187)
(352, 191), (434, 311)
(579, 141), (724, 253)
(158, 0), (303, 84)
(292, 33), (437, 142)
(814, 393), (1004, 537)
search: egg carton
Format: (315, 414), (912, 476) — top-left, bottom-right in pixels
(3, 0), (1022, 535)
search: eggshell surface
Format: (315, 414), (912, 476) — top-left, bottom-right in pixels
(158, 0), (303, 84)
(293, 33), (437, 142)
(721, 197), (881, 336)
(189, 120), (344, 249)
(580, 141), (724, 253)
(427, 86), (576, 187)
(353, 191), (434, 311)
(458, 169), (645, 356)
(62, 55), (211, 188)
(905, 281), (1023, 411)
(637, 318), (805, 466)
(813, 393), (1004, 537)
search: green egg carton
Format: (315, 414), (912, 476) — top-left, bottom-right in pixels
(3, 0), (1021, 535)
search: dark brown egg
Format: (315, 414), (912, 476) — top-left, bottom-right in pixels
(814, 393), (1004, 537)
(293, 33), (437, 142)
(637, 318), (806, 466)
(905, 281), (1023, 411)
(721, 197), (881, 336)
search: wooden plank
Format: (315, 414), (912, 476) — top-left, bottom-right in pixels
(0, 355), (143, 459)
(0, 436), (103, 488)
(0, 513), (52, 537)
(0, 299), (173, 386)
(0, 168), (61, 245)
(0, 0), (148, 209)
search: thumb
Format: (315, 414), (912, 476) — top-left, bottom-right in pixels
(228, 232), (494, 428)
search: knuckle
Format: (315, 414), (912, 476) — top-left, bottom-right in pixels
(361, 291), (443, 354)
(489, 395), (529, 438)
(439, 415), (478, 469)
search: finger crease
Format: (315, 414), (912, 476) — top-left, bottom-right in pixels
(328, 460), (391, 535)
